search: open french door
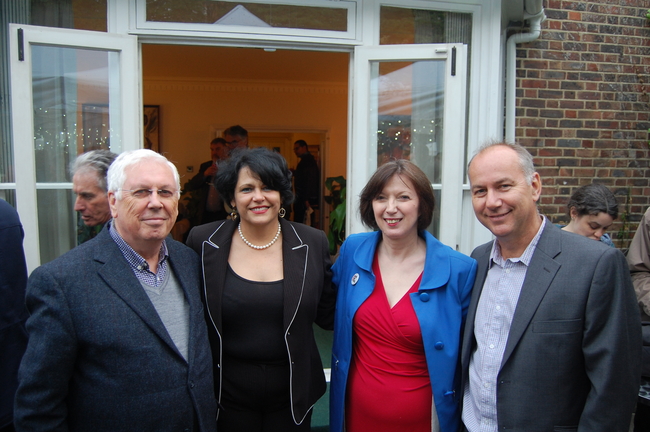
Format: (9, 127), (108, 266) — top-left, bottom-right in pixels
(9, 24), (139, 271)
(349, 43), (467, 249)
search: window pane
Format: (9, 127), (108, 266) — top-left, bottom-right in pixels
(31, 44), (118, 264)
(37, 189), (75, 264)
(32, 45), (116, 183)
(146, 0), (347, 32)
(0, 190), (17, 207)
(380, 7), (471, 46)
(31, 0), (107, 32)
(373, 60), (445, 236)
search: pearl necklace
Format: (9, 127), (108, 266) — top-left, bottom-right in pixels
(238, 222), (281, 250)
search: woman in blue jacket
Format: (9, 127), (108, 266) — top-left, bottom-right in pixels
(330, 159), (476, 432)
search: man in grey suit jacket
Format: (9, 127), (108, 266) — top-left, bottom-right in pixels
(461, 142), (641, 432)
(14, 150), (217, 432)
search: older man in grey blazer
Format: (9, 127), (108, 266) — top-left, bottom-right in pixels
(461, 142), (641, 432)
(14, 150), (217, 432)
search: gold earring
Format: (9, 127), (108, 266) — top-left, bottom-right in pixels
(279, 208), (286, 218)
(230, 207), (238, 220)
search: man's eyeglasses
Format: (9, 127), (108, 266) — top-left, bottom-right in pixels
(119, 189), (178, 199)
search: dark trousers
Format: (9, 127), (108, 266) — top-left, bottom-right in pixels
(636, 402), (650, 432)
(219, 356), (311, 432)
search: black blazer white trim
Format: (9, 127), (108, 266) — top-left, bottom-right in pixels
(187, 218), (335, 424)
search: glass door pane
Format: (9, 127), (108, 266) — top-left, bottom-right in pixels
(351, 44), (467, 249)
(10, 24), (138, 271)
(32, 46), (117, 261)
(373, 59), (445, 235)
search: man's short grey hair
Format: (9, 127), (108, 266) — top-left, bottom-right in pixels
(107, 149), (181, 200)
(70, 150), (117, 192)
(468, 140), (536, 185)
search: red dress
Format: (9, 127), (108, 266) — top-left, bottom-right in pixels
(345, 256), (432, 432)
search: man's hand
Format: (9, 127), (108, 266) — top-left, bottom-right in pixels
(204, 163), (218, 178)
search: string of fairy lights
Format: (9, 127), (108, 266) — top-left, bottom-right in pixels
(33, 105), (113, 152)
(376, 116), (441, 156)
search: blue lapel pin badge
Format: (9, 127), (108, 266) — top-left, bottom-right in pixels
(351, 273), (359, 285)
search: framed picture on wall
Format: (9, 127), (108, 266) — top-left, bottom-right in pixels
(144, 105), (160, 152)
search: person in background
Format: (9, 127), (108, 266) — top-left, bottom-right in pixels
(629, 206), (650, 320)
(223, 125), (249, 151)
(462, 141), (640, 432)
(184, 137), (230, 224)
(292, 140), (319, 225)
(330, 159), (477, 432)
(70, 150), (117, 244)
(561, 183), (618, 246)
(0, 200), (28, 432)
(14, 149), (217, 432)
(186, 147), (335, 432)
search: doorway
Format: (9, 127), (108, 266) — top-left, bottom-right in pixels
(141, 45), (347, 429)
(141, 44), (349, 233)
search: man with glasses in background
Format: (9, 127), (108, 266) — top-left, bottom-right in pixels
(223, 124), (249, 151)
(15, 149), (217, 432)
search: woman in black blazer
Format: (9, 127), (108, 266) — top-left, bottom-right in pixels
(186, 147), (335, 432)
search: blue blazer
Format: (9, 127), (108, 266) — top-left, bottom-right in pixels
(330, 230), (477, 432)
(14, 228), (218, 432)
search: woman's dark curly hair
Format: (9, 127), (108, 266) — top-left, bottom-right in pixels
(567, 183), (618, 219)
(359, 159), (435, 232)
(214, 147), (294, 207)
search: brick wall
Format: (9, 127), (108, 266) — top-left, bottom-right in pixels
(516, 0), (650, 248)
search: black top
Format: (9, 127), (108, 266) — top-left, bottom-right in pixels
(186, 218), (335, 422)
(222, 265), (287, 363)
